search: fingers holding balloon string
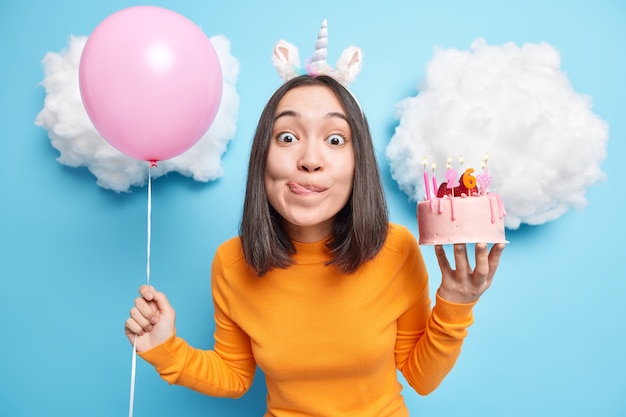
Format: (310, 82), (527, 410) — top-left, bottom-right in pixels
(133, 293), (159, 323)
(126, 311), (151, 337)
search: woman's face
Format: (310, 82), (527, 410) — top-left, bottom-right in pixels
(265, 84), (355, 243)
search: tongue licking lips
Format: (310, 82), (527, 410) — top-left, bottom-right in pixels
(290, 183), (324, 195)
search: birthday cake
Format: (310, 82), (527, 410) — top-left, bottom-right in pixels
(417, 156), (507, 245)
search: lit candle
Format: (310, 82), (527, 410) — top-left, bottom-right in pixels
(476, 152), (492, 192)
(431, 162), (438, 195)
(423, 157), (431, 200)
(445, 156), (459, 196)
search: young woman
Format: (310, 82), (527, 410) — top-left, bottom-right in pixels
(125, 75), (505, 416)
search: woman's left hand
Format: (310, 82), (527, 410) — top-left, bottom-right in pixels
(435, 243), (505, 304)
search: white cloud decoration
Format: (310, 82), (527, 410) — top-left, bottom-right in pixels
(386, 38), (608, 229)
(36, 34), (239, 192)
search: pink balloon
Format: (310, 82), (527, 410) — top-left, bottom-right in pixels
(79, 6), (222, 162)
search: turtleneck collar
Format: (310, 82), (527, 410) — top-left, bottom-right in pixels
(291, 238), (333, 264)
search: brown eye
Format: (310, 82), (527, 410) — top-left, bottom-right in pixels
(326, 134), (346, 146)
(277, 132), (297, 143)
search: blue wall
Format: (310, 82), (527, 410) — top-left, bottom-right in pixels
(1, 1), (624, 416)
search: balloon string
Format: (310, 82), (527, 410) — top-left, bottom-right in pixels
(147, 162), (153, 286)
(129, 162), (156, 417)
(129, 334), (137, 417)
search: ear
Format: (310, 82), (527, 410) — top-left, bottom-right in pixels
(334, 46), (362, 85)
(272, 40), (301, 81)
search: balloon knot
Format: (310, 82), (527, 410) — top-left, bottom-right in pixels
(149, 160), (158, 168)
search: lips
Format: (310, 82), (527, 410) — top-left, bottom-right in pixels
(288, 182), (326, 195)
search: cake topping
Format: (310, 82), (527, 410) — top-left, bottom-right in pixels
(427, 154), (487, 199)
(436, 169), (477, 198)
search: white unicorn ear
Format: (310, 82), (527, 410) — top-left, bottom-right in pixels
(272, 20), (364, 86)
(272, 40), (301, 81)
(333, 46), (362, 86)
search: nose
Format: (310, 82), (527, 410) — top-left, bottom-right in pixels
(299, 140), (323, 172)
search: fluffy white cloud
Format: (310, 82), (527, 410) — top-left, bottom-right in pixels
(386, 38), (608, 229)
(36, 34), (239, 192)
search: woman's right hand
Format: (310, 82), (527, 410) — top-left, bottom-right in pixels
(125, 285), (176, 352)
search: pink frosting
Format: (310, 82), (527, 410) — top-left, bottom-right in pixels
(417, 193), (507, 245)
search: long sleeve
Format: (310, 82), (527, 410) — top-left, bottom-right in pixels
(396, 293), (476, 395)
(138, 329), (256, 398)
(138, 249), (257, 398)
(392, 228), (476, 395)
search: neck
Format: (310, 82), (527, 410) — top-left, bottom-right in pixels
(285, 219), (333, 243)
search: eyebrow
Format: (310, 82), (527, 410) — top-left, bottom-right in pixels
(274, 110), (349, 122)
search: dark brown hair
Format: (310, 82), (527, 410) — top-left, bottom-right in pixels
(240, 75), (388, 276)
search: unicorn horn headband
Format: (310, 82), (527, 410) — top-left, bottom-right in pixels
(271, 19), (363, 86)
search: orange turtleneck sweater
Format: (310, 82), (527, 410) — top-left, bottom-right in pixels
(140, 223), (476, 416)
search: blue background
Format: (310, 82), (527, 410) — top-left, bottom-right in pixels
(1, 1), (624, 416)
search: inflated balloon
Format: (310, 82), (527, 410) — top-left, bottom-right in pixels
(79, 6), (222, 162)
